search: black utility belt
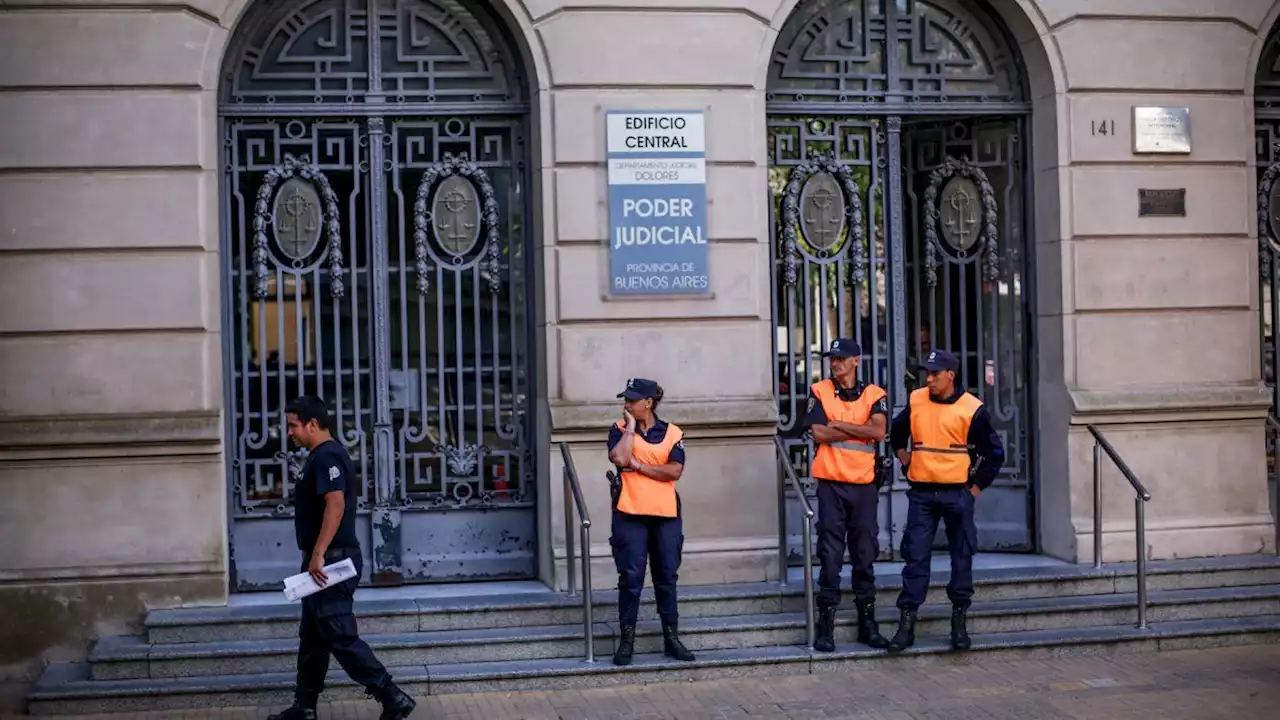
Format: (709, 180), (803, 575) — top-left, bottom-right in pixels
(906, 482), (971, 493)
(315, 546), (360, 561)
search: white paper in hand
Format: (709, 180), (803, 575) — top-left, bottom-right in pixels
(282, 558), (358, 602)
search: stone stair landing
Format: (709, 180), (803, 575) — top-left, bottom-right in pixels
(27, 554), (1280, 715)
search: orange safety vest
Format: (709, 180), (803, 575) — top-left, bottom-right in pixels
(810, 380), (885, 485)
(615, 420), (684, 518)
(906, 387), (983, 484)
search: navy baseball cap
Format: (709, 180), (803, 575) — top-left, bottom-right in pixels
(618, 377), (659, 401)
(821, 338), (862, 358)
(919, 350), (960, 372)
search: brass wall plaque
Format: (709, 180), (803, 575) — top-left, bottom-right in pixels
(1138, 188), (1186, 217)
(1132, 106), (1191, 154)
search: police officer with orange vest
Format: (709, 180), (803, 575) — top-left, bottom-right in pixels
(888, 350), (1004, 652)
(801, 338), (891, 652)
(606, 378), (696, 666)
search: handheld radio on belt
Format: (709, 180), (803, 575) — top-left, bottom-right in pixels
(607, 469), (622, 508)
(875, 453), (893, 489)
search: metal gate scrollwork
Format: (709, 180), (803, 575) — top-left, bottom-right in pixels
(1258, 142), (1280, 279)
(1254, 28), (1280, 498)
(221, 0), (535, 591)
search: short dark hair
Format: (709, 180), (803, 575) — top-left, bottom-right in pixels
(285, 395), (333, 433)
(650, 383), (666, 410)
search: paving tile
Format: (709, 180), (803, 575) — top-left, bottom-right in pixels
(27, 644), (1280, 720)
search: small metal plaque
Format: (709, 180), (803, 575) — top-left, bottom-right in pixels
(799, 171), (846, 251)
(1138, 188), (1186, 217)
(939, 176), (982, 251)
(272, 177), (324, 260)
(432, 175), (481, 256)
(1132, 106), (1190, 154)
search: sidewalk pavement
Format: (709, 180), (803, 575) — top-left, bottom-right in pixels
(17, 642), (1280, 719)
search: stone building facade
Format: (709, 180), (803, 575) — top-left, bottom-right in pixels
(2, 0), (1279, 706)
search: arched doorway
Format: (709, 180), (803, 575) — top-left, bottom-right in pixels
(770, 0), (1035, 560)
(219, 0), (537, 591)
(1255, 22), (1280, 520)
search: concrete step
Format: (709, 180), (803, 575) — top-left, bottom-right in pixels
(87, 583), (1280, 681)
(30, 614), (1280, 715)
(142, 554), (1280, 644)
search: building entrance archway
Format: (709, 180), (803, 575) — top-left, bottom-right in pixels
(1254, 21), (1280, 513)
(769, 0), (1035, 561)
(219, 0), (537, 591)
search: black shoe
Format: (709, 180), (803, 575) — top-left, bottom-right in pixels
(855, 600), (890, 650)
(950, 605), (971, 651)
(267, 706), (316, 720)
(813, 605), (837, 653)
(369, 681), (416, 720)
(662, 622), (695, 662)
(613, 623), (636, 666)
(888, 608), (916, 652)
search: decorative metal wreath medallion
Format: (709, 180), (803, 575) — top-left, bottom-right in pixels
(799, 172), (847, 252)
(780, 151), (865, 287)
(922, 156), (999, 286)
(252, 153), (347, 298)
(1261, 142), (1280, 276)
(432, 175), (482, 257)
(272, 177), (324, 261)
(413, 153), (503, 294)
(938, 176), (982, 252)
(1270, 182), (1280, 244)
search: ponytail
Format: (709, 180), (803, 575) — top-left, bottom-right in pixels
(651, 384), (665, 410)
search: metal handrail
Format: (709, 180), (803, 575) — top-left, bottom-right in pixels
(1086, 425), (1153, 630)
(1267, 416), (1280, 558)
(774, 436), (816, 651)
(558, 442), (595, 663)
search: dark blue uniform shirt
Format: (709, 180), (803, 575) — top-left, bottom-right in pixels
(294, 439), (360, 552)
(607, 419), (686, 473)
(888, 389), (1005, 491)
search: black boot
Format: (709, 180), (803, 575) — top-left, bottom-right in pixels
(370, 681), (416, 720)
(267, 705), (316, 720)
(855, 600), (890, 650)
(813, 604), (837, 652)
(888, 608), (916, 652)
(613, 624), (636, 666)
(950, 605), (971, 651)
(662, 621), (695, 661)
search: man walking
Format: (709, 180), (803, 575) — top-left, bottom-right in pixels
(888, 351), (1004, 652)
(268, 395), (416, 720)
(801, 338), (891, 652)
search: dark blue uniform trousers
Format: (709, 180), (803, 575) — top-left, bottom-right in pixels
(611, 509), (683, 627)
(815, 479), (880, 608)
(295, 548), (391, 705)
(896, 486), (978, 610)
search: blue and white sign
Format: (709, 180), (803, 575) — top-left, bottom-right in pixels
(606, 110), (709, 295)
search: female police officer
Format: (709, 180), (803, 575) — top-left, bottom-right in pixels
(606, 377), (695, 666)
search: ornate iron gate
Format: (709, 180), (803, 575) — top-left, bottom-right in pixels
(769, 0), (1034, 562)
(1255, 29), (1280, 519)
(220, 0), (536, 590)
